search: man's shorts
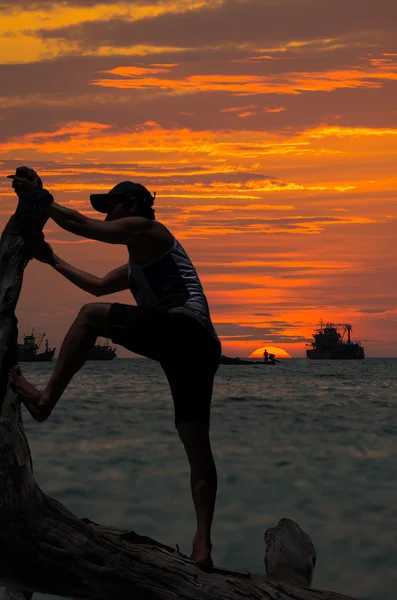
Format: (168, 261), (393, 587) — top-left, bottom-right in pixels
(108, 303), (222, 427)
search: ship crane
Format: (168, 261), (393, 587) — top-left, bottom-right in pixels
(28, 330), (47, 351)
(35, 331), (46, 350)
(334, 324), (353, 344)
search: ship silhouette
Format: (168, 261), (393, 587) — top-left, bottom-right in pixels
(306, 320), (365, 360)
(87, 339), (117, 361)
(18, 332), (117, 362)
(18, 330), (56, 362)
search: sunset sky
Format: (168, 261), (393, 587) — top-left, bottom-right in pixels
(1, 0), (396, 358)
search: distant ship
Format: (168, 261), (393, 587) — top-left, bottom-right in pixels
(306, 321), (365, 360)
(18, 330), (56, 362)
(87, 339), (117, 361)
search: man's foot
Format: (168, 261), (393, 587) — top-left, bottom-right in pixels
(191, 537), (213, 572)
(9, 366), (52, 422)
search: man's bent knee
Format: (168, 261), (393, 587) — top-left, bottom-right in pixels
(76, 303), (112, 336)
(77, 303), (98, 326)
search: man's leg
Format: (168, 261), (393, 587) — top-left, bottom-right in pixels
(177, 421), (217, 569)
(9, 302), (113, 421)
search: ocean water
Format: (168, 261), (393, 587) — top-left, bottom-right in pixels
(1, 358), (397, 600)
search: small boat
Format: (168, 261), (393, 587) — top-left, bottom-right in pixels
(87, 339), (117, 361)
(220, 355), (276, 365)
(18, 330), (56, 362)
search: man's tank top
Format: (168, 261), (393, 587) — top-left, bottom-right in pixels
(127, 237), (219, 340)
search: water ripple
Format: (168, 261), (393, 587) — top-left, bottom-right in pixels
(3, 357), (397, 600)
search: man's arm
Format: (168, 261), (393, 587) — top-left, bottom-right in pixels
(98, 263), (129, 296)
(10, 173), (152, 244)
(46, 203), (152, 244)
(50, 255), (129, 296)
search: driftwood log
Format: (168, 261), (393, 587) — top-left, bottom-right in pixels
(0, 187), (358, 600)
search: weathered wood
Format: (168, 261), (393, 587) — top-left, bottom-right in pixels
(0, 183), (358, 600)
(3, 590), (33, 600)
(265, 518), (316, 588)
(0, 188), (49, 600)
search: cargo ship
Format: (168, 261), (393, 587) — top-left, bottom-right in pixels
(18, 330), (56, 362)
(87, 339), (117, 361)
(306, 321), (365, 360)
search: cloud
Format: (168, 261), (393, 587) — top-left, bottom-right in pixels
(357, 308), (393, 314)
(0, 1), (222, 64)
(0, 1), (122, 7)
(91, 57), (397, 96)
(215, 320), (310, 344)
(1, 43), (397, 142)
(0, 0), (213, 8)
(28, 0), (397, 50)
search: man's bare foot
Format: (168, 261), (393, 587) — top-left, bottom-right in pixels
(191, 537), (213, 572)
(9, 366), (52, 422)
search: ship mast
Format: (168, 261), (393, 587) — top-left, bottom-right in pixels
(346, 324), (352, 345)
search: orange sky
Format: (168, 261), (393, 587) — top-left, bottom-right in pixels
(1, 0), (397, 357)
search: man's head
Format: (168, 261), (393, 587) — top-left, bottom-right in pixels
(90, 181), (155, 221)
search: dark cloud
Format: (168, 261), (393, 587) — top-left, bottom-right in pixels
(267, 335), (310, 343)
(197, 264), (314, 276)
(177, 214), (378, 237)
(215, 321), (309, 343)
(207, 281), (264, 291)
(357, 308), (393, 314)
(30, 0), (397, 49)
(0, 55), (118, 96)
(1, 83), (397, 143)
(0, 0), (166, 9)
(0, 158), (267, 183)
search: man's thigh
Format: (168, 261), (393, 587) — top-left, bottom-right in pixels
(162, 360), (217, 427)
(108, 304), (221, 424)
(107, 303), (169, 360)
(160, 317), (221, 426)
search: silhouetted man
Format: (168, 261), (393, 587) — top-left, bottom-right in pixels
(8, 168), (221, 571)
(263, 349), (269, 363)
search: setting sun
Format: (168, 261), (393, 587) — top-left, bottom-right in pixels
(248, 346), (292, 359)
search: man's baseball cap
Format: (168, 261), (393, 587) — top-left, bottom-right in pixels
(90, 181), (154, 214)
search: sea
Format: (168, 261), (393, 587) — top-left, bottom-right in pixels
(1, 358), (397, 600)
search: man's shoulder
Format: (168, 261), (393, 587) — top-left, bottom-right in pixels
(151, 220), (174, 241)
(124, 218), (174, 253)
(121, 217), (168, 236)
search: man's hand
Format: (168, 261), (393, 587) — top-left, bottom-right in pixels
(9, 167), (42, 198)
(8, 166), (53, 205)
(32, 240), (57, 266)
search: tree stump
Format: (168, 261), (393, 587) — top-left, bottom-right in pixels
(0, 186), (358, 600)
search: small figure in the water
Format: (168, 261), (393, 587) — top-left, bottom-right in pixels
(263, 349), (269, 363)
(269, 353), (275, 363)
(8, 168), (221, 572)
